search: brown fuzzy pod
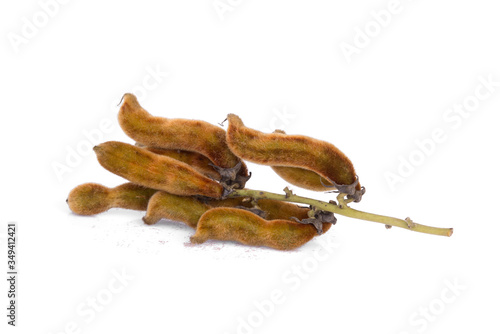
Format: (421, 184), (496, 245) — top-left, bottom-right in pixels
(67, 182), (157, 215)
(206, 198), (311, 221)
(270, 166), (336, 191)
(143, 192), (255, 227)
(118, 93), (249, 187)
(255, 199), (310, 221)
(270, 130), (335, 190)
(142, 146), (221, 180)
(190, 208), (332, 250)
(217, 199), (331, 234)
(142, 193), (308, 228)
(226, 114), (364, 201)
(206, 197), (253, 208)
(143, 191), (212, 227)
(94, 141), (224, 198)
(206, 198), (310, 221)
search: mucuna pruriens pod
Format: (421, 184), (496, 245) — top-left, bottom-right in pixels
(143, 191), (212, 228)
(254, 199), (309, 221)
(270, 166), (336, 191)
(118, 93), (249, 188)
(190, 208), (332, 250)
(67, 182), (157, 215)
(94, 141), (224, 198)
(142, 146), (221, 181)
(226, 114), (364, 201)
(143, 192), (257, 227)
(142, 192), (310, 227)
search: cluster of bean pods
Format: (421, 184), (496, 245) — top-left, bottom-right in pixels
(68, 93), (452, 250)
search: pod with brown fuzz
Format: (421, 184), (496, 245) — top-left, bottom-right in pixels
(225, 114), (364, 201)
(143, 192), (256, 228)
(143, 191), (213, 228)
(141, 146), (221, 180)
(142, 192), (310, 229)
(270, 166), (336, 191)
(67, 182), (157, 215)
(190, 208), (332, 251)
(255, 198), (310, 221)
(94, 141), (224, 198)
(118, 93), (250, 188)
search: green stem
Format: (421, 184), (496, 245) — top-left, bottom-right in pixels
(228, 188), (453, 237)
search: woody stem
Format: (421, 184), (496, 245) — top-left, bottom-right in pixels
(228, 188), (453, 237)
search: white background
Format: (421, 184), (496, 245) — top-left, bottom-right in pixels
(1, 1), (500, 333)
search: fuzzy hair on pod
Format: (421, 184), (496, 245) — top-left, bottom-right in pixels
(190, 207), (332, 250)
(143, 191), (212, 227)
(143, 193), (257, 228)
(142, 194), (311, 229)
(206, 197), (310, 220)
(118, 93), (249, 188)
(140, 146), (221, 181)
(94, 141), (224, 198)
(255, 199), (310, 221)
(225, 114), (364, 201)
(270, 166), (336, 191)
(67, 182), (157, 215)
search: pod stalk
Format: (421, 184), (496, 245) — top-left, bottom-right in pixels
(228, 188), (453, 237)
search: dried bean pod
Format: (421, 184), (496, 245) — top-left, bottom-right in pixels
(67, 182), (157, 215)
(143, 192), (256, 227)
(143, 191), (212, 227)
(118, 93), (249, 188)
(190, 208), (332, 250)
(206, 197), (310, 221)
(255, 199), (309, 221)
(226, 114), (364, 201)
(271, 166), (335, 191)
(270, 129), (335, 190)
(271, 130), (335, 191)
(206, 197), (254, 209)
(142, 194), (307, 227)
(142, 146), (220, 180)
(206, 198), (310, 220)
(94, 141), (224, 198)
